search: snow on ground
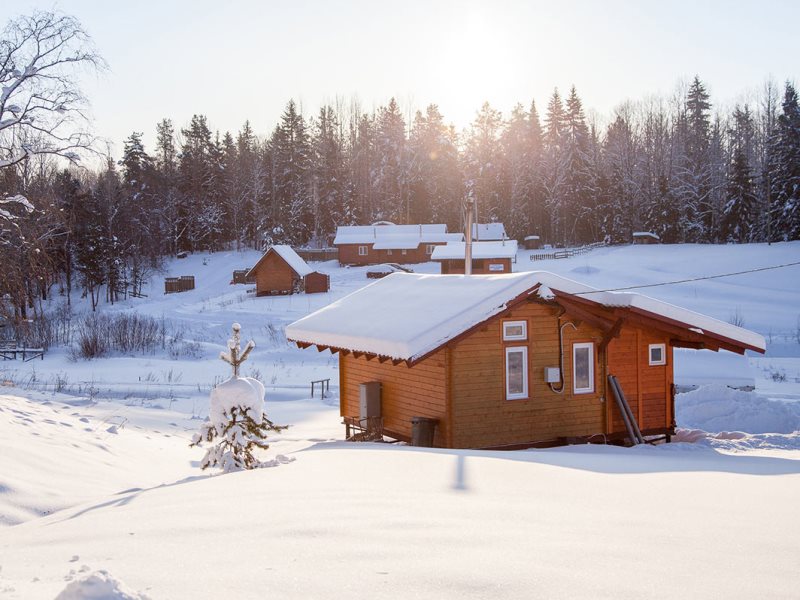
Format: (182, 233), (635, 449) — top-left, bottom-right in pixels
(1, 443), (799, 599)
(0, 242), (799, 597)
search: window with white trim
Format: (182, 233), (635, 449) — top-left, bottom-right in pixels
(401, 249), (408, 255)
(505, 346), (528, 400)
(386, 249), (393, 256)
(573, 342), (594, 394)
(358, 245), (368, 256)
(503, 320), (527, 341)
(425, 244), (436, 255)
(649, 343), (666, 366)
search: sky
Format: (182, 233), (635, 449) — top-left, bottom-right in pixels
(11, 0), (800, 158)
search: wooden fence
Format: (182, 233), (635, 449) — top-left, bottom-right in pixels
(165, 275), (195, 294)
(530, 241), (606, 262)
(232, 269), (256, 284)
(295, 248), (339, 262)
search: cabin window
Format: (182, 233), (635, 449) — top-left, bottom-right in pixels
(401, 249), (408, 256)
(425, 244), (436, 255)
(505, 346), (528, 400)
(572, 342), (594, 394)
(358, 245), (368, 256)
(503, 320), (527, 341)
(386, 249), (393, 256)
(488, 263), (505, 272)
(649, 343), (666, 366)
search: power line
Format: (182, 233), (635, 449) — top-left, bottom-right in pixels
(573, 260), (800, 295)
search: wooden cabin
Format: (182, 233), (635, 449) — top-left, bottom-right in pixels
(247, 245), (315, 296)
(524, 235), (542, 250)
(333, 222), (462, 265)
(633, 231), (660, 245)
(303, 271), (330, 294)
(286, 272), (765, 449)
(431, 241), (518, 274)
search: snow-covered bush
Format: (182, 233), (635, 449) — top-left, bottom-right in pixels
(190, 324), (287, 472)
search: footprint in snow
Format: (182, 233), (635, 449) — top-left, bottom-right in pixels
(69, 555), (79, 563)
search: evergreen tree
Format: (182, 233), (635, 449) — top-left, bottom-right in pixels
(768, 82), (800, 240)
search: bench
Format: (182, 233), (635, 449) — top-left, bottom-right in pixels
(310, 378), (330, 399)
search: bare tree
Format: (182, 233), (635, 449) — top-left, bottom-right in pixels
(0, 11), (104, 174)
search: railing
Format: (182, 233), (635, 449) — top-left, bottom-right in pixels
(296, 248), (339, 262)
(530, 241), (606, 261)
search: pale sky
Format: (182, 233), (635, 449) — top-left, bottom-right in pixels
(13, 0), (800, 157)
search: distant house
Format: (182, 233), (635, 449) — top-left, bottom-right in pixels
(431, 240), (518, 274)
(286, 272), (765, 449)
(633, 232), (660, 245)
(333, 222), (462, 265)
(247, 245), (329, 296)
(523, 235), (542, 250)
(471, 222), (507, 241)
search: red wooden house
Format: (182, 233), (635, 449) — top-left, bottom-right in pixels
(286, 272), (765, 449)
(247, 245), (329, 296)
(333, 222), (462, 265)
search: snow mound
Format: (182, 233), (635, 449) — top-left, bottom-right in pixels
(209, 376), (264, 429)
(570, 265), (600, 275)
(55, 570), (150, 600)
(676, 383), (800, 434)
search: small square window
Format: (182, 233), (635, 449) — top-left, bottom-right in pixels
(649, 343), (666, 366)
(503, 320), (527, 341)
(386, 249), (393, 256)
(358, 245), (368, 256)
(425, 244), (436, 255)
(401, 249), (407, 255)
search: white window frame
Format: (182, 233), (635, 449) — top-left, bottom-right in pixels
(572, 342), (595, 394)
(358, 245), (368, 256)
(505, 346), (528, 400)
(425, 244), (436, 255)
(386, 249), (393, 256)
(649, 343), (666, 366)
(503, 320), (527, 341)
(401, 249), (408, 256)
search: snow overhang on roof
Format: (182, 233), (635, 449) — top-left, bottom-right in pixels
(633, 231), (660, 239)
(431, 241), (518, 261)
(472, 223), (507, 241)
(333, 224), (450, 246)
(286, 272), (766, 363)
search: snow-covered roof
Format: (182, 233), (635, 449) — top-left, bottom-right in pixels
(333, 224), (456, 247)
(472, 223), (507, 241)
(431, 240), (518, 261)
(633, 231), (660, 239)
(286, 272), (766, 362)
(248, 245), (313, 278)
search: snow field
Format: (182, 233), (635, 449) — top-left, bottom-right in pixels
(1, 443), (799, 599)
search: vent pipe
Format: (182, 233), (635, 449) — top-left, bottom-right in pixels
(464, 198), (474, 276)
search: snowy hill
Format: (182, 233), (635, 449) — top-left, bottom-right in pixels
(0, 242), (799, 598)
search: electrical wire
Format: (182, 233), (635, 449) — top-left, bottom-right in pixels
(572, 260), (800, 295)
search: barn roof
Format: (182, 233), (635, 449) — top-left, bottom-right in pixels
(472, 223), (507, 241)
(333, 224), (459, 247)
(285, 272), (766, 363)
(247, 245), (313, 278)
(430, 240), (518, 260)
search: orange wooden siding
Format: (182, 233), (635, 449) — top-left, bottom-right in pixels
(339, 350), (448, 445)
(448, 302), (606, 448)
(606, 325), (672, 432)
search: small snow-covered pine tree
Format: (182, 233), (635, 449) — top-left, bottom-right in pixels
(190, 323), (286, 472)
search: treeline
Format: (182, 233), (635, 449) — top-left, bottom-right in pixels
(1, 76), (799, 319)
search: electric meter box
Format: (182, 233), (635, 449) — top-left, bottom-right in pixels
(544, 367), (561, 383)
